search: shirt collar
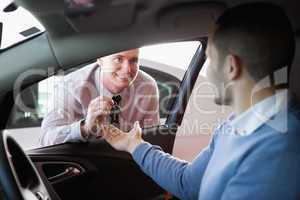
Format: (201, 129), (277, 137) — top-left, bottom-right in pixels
(229, 89), (289, 136)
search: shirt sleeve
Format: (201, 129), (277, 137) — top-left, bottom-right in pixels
(39, 79), (87, 146)
(40, 120), (87, 146)
(132, 135), (216, 200)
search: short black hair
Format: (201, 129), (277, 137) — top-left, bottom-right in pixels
(212, 2), (295, 82)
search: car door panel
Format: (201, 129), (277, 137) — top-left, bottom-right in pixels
(28, 126), (177, 200)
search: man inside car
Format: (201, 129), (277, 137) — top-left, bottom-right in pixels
(103, 3), (300, 200)
(40, 49), (160, 146)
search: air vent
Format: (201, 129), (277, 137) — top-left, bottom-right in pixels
(20, 27), (41, 37)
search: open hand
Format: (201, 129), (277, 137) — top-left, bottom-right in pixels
(102, 121), (144, 154)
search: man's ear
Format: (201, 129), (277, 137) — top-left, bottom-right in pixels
(226, 54), (242, 81)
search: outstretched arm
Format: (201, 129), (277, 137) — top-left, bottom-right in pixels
(102, 122), (215, 200)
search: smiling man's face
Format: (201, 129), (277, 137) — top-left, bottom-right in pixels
(99, 49), (139, 94)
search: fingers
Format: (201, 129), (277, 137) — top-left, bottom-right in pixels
(91, 110), (110, 120)
(84, 96), (116, 137)
(130, 121), (142, 137)
(92, 96), (114, 106)
(90, 103), (111, 111)
(89, 100), (113, 114)
(100, 125), (110, 140)
(107, 125), (123, 137)
(102, 125), (124, 141)
(134, 121), (141, 130)
(89, 96), (113, 111)
(86, 96), (114, 127)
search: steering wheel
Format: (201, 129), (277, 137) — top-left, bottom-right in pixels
(0, 131), (52, 200)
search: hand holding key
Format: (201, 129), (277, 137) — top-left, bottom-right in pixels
(80, 96), (114, 138)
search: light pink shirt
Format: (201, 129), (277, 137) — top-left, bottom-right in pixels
(40, 63), (160, 146)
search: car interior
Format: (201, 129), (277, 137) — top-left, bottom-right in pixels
(0, 0), (300, 200)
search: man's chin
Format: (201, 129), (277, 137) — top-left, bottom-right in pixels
(112, 77), (135, 93)
(112, 83), (130, 93)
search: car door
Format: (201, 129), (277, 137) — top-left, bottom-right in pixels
(4, 40), (206, 200)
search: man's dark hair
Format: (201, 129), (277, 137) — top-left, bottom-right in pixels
(213, 2), (295, 82)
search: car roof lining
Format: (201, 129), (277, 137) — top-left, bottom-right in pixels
(0, 1), (226, 92)
(9, 0), (299, 71)
(32, 1), (225, 68)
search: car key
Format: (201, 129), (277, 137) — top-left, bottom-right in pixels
(110, 95), (122, 127)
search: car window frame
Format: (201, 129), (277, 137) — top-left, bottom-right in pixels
(5, 40), (202, 130)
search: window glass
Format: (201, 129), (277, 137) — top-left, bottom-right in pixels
(37, 76), (63, 119)
(140, 41), (200, 72)
(5, 41), (201, 150)
(35, 41), (200, 120)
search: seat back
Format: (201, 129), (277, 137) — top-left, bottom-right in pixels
(290, 35), (300, 99)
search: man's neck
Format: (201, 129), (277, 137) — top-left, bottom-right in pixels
(233, 86), (276, 115)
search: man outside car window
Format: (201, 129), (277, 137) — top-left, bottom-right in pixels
(40, 49), (160, 146)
